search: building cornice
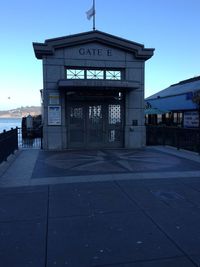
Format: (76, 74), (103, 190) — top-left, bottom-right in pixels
(33, 30), (154, 60)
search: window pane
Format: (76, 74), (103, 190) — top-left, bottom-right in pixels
(66, 69), (85, 79)
(66, 68), (122, 80)
(87, 70), (104, 79)
(108, 104), (121, 124)
(157, 114), (162, 124)
(106, 70), (121, 80)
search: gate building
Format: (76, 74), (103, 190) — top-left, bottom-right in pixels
(33, 31), (154, 150)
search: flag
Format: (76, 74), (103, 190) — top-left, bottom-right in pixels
(86, 5), (95, 20)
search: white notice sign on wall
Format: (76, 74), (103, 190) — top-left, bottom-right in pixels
(184, 111), (199, 128)
(48, 106), (61, 125)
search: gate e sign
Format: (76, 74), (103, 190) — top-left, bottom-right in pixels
(79, 48), (112, 57)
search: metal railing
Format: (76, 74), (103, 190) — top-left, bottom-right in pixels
(146, 126), (200, 153)
(0, 128), (18, 164)
(0, 127), (43, 164)
(18, 128), (42, 149)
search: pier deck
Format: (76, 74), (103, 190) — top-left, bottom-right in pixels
(0, 146), (200, 266)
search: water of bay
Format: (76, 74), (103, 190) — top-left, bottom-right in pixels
(0, 118), (21, 133)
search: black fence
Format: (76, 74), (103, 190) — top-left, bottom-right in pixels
(0, 128), (18, 164)
(0, 127), (43, 164)
(18, 128), (42, 149)
(146, 126), (200, 153)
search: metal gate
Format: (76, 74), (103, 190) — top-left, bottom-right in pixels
(67, 92), (124, 148)
(18, 128), (42, 149)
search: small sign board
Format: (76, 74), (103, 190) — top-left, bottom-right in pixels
(48, 106), (61, 125)
(49, 93), (60, 105)
(183, 111), (199, 128)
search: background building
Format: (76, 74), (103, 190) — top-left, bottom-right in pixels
(145, 76), (200, 128)
(33, 30), (154, 150)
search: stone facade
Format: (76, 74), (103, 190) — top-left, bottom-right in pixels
(33, 31), (154, 150)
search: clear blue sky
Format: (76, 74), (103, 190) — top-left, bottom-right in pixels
(0, 0), (200, 110)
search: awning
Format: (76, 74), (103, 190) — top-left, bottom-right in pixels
(57, 79), (140, 91)
(144, 108), (168, 115)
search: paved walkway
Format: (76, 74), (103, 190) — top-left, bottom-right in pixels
(0, 146), (200, 266)
(1, 146), (200, 187)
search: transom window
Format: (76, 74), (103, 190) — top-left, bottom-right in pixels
(87, 70), (104, 79)
(66, 69), (84, 79)
(66, 68), (122, 80)
(106, 70), (121, 80)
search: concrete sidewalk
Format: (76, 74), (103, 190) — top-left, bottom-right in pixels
(0, 146), (200, 187)
(0, 146), (200, 266)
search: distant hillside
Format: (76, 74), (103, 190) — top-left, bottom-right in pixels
(0, 106), (41, 118)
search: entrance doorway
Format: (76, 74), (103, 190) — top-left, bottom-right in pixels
(66, 91), (124, 148)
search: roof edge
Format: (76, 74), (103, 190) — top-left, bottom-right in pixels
(171, 76), (200, 87)
(33, 30), (154, 60)
(33, 42), (53, 59)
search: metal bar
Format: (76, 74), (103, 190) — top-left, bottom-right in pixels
(93, 0), (96, 30)
(146, 126), (200, 153)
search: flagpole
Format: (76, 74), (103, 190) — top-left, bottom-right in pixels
(93, 0), (96, 31)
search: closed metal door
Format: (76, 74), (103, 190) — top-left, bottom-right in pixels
(107, 104), (123, 147)
(68, 104), (85, 147)
(87, 105), (104, 146)
(67, 99), (124, 148)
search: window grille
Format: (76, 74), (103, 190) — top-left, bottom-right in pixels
(66, 68), (122, 80)
(66, 69), (85, 79)
(106, 70), (121, 80)
(87, 70), (104, 79)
